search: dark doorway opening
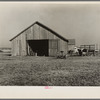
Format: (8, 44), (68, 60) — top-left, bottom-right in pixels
(27, 40), (49, 56)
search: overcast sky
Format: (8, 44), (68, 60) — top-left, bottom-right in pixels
(0, 2), (100, 47)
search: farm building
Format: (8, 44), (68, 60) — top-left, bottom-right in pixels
(10, 21), (69, 56)
(67, 39), (75, 51)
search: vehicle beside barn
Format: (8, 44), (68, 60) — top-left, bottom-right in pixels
(10, 21), (69, 57)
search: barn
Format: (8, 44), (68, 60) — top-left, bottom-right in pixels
(10, 21), (69, 56)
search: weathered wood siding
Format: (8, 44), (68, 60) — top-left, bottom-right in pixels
(11, 24), (68, 56)
(49, 39), (59, 56)
(11, 32), (27, 56)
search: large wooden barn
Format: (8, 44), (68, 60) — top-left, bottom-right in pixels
(10, 21), (69, 56)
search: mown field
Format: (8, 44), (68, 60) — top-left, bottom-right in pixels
(0, 54), (100, 86)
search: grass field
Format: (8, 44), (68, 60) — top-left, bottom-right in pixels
(0, 54), (100, 86)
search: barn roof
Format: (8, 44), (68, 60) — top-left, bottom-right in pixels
(10, 21), (68, 42)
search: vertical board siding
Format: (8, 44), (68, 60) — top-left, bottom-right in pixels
(65, 42), (68, 53)
(48, 31), (55, 39)
(25, 34), (28, 56)
(18, 36), (21, 56)
(26, 28), (33, 40)
(35, 24), (48, 39)
(49, 40), (58, 56)
(40, 27), (48, 39)
(49, 49), (57, 56)
(30, 27), (34, 39)
(57, 39), (60, 52)
(59, 39), (63, 51)
(65, 41), (68, 53)
(39, 26), (44, 39)
(12, 33), (27, 56)
(20, 33), (26, 56)
(26, 29), (30, 40)
(33, 24), (39, 39)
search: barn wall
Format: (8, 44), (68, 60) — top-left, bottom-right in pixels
(11, 24), (68, 56)
(49, 39), (59, 56)
(20, 33), (27, 56)
(11, 32), (27, 56)
(11, 37), (18, 56)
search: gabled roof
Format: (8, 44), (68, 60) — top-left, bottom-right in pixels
(10, 21), (68, 42)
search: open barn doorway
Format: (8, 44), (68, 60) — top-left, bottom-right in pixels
(27, 40), (49, 56)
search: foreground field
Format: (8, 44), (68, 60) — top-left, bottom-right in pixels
(0, 55), (100, 86)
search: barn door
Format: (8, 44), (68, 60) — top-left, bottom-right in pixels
(49, 39), (59, 56)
